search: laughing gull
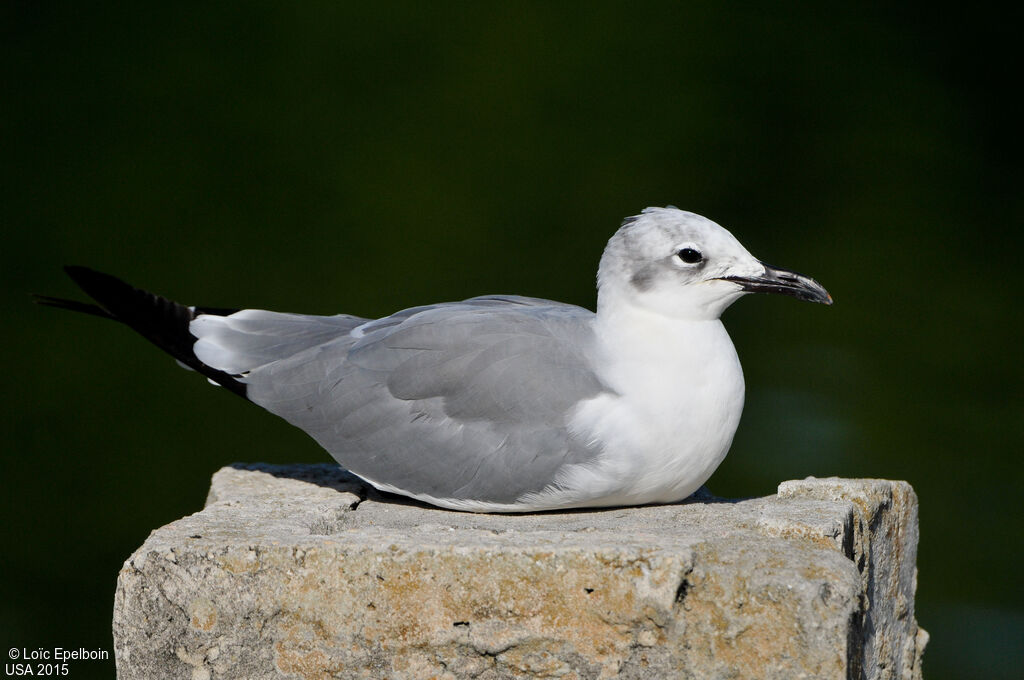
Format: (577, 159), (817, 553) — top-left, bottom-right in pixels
(39, 207), (831, 512)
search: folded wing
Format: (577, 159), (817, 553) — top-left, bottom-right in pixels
(193, 296), (610, 508)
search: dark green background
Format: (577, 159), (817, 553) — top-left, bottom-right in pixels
(3, 3), (1020, 678)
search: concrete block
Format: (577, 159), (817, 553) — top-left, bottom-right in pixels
(113, 465), (927, 679)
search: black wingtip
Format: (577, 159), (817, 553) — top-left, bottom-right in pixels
(61, 265), (142, 318)
(34, 267), (134, 317)
(41, 265), (249, 400)
(62, 265), (101, 286)
(32, 293), (115, 319)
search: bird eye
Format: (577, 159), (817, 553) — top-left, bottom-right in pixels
(676, 248), (703, 264)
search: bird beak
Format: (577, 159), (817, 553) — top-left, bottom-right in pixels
(718, 262), (833, 305)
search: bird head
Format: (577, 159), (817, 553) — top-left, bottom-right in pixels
(598, 207), (832, 321)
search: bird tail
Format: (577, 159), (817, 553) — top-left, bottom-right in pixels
(35, 266), (248, 399)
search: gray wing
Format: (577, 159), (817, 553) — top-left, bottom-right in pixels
(192, 310), (368, 374)
(230, 298), (609, 505)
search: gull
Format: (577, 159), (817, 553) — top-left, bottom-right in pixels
(38, 207), (831, 512)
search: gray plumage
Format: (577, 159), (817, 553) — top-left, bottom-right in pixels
(194, 297), (608, 505)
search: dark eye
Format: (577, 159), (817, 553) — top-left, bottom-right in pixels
(676, 248), (703, 264)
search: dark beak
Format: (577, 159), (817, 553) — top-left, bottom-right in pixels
(719, 262), (833, 305)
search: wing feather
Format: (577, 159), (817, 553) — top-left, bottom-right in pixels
(192, 310), (366, 374)
(239, 299), (610, 505)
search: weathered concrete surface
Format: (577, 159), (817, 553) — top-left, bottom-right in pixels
(113, 465), (927, 679)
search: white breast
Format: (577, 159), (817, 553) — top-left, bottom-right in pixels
(530, 305), (745, 509)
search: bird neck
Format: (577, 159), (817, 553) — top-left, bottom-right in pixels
(594, 293), (734, 369)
